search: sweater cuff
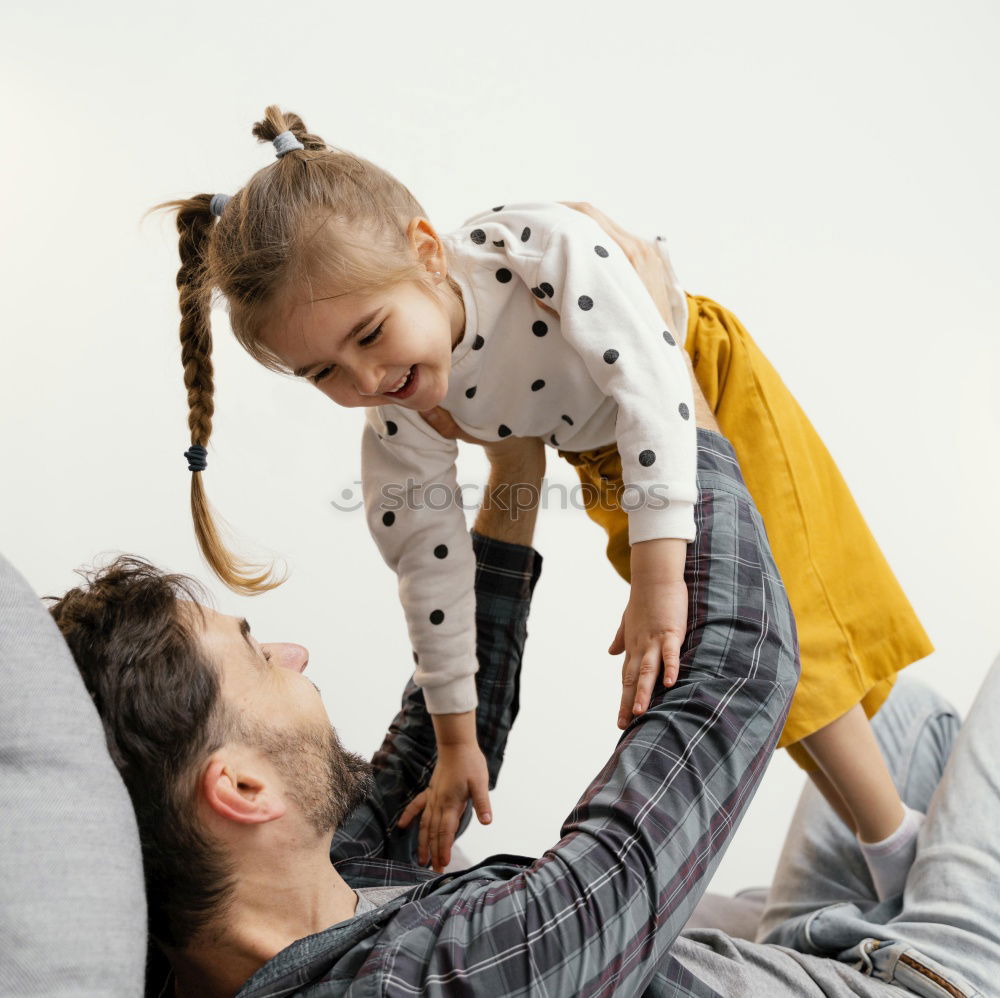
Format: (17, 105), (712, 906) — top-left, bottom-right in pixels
(423, 672), (479, 716)
(627, 499), (697, 545)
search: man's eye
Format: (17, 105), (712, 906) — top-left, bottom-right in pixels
(359, 322), (384, 347)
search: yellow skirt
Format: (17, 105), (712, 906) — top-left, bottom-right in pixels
(558, 293), (934, 770)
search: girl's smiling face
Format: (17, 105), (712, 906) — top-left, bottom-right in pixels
(265, 279), (463, 411)
(259, 218), (466, 412)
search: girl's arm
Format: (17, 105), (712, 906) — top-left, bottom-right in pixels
(464, 203), (700, 725)
(360, 409), (479, 716)
(461, 201), (699, 547)
(396, 429), (548, 870)
(611, 536), (689, 727)
(330, 439), (545, 868)
(359, 409), (487, 869)
(539, 207), (700, 725)
(551, 202), (719, 725)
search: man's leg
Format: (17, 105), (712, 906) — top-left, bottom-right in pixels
(641, 676), (965, 998)
(753, 657), (1000, 998)
(885, 653), (1000, 996)
(755, 675), (960, 941)
(684, 665), (959, 941)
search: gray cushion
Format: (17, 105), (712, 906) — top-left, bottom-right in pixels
(0, 554), (146, 996)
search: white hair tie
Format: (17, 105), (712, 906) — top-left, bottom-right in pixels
(273, 130), (305, 158)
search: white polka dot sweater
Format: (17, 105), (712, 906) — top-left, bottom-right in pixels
(362, 201), (697, 714)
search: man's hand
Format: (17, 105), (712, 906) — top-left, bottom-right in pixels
(560, 201), (724, 435)
(557, 201), (676, 330)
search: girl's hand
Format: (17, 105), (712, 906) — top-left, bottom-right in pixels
(397, 742), (492, 872)
(609, 537), (690, 729)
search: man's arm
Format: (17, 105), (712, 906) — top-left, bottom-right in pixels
(330, 437), (545, 869)
(472, 436), (546, 545)
(377, 419), (801, 995)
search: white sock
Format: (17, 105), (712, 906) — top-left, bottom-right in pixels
(858, 804), (925, 901)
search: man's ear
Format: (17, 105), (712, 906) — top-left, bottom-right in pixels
(200, 756), (286, 825)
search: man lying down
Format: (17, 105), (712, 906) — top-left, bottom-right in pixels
(16, 367), (997, 997)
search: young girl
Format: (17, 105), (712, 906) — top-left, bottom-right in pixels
(152, 105), (933, 890)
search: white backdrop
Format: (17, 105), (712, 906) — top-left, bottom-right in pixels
(2, 0), (998, 895)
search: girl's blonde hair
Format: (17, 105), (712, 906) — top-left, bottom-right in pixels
(147, 104), (457, 595)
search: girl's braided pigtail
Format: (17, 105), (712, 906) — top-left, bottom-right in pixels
(170, 195), (285, 595)
(147, 102), (433, 595)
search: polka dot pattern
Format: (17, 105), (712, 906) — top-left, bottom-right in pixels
(368, 206), (698, 707)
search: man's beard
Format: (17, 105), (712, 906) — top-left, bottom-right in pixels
(238, 716), (375, 836)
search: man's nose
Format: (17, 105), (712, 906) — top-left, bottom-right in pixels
(263, 642), (309, 673)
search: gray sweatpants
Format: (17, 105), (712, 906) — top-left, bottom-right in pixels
(660, 657), (1000, 997)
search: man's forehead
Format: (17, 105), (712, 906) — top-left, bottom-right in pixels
(176, 597), (218, 630)
(176, 600), (243, 652)
(177, 601), (258, 696)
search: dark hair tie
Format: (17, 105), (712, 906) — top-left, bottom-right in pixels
(184, 445), (208, 472)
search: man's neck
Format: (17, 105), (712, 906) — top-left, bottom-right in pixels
(169, 852), (358, 998)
